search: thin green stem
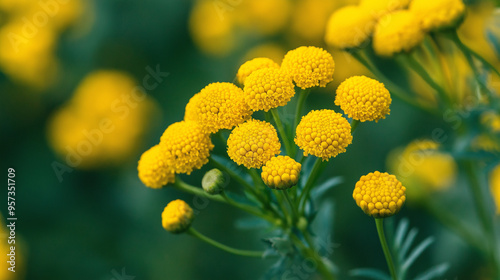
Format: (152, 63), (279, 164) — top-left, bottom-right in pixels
(375, 218), (398, 280)
(299, 157), (323, 214)
(173, 178), (225, 203)
(220, 192), (278, 225)
(294, 88), (311, 132)
(351, 119), (360, 133)
(271, 108), (294, 157)
(273, 189), (291, 226)
(290, 233), (335, 280)
(350, 51), (438, 116)
(187, 227), (264, 258)
(282, 190), (298, 225)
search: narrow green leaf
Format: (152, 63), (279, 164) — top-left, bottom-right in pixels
(414, 263), (450, 280)
(350, 268), (391, 280)
(394, 218), (409, 251)
(399, 228), (418, 261)
(402, 237), (435, 271)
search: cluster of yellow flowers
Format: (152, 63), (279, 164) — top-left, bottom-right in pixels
(48, 71), (155, 169)
(325, 0), (465, 56)
(0, 0), (85, 88)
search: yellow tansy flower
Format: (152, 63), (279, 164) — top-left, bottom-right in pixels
(373, 10), (425, 57)
(325, 5), (376, 50)
(335, 76), (391, 122)
(184, 82), (252, 134)
(295, 110), (352, 160)
(138, 145), (175, 189)
(227, 119), (281, 168)
(261, 156), (301, 190)
(410, 0), (466, 31)
(359, 0), (410, 19)
(490, 164), (500, 214)
(162, 199), (194, 234)
(281, 46), (335, 89)
(353, 171), (406, 218)
(243, 68), (295, 112)
(237, 57), (280, 85)
(160, 121), (214, 175)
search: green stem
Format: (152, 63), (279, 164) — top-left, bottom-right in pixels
(299, 157), (323, 214)
(273, 189), (291, 226)
(464, 161), (500, 277)
(294, 88), (311, 133)
(422, 36), (452, 99)
(375, 218), (398, 280)
(290, 233), (335, 280)
(351, 119), (360, 133)
(282, 190), (298, 225)
(187, 227), (264, 258)
(220, 192), (278, 225)
(271, 108), (294, 157)
(350, 51), (438, 116)
(173, 178), (225, 203)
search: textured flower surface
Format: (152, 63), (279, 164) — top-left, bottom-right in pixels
(353, 171), (406, 218)
(237, 57), (280, 85)
(295, 110), (352, 160)
(162, 199), (194, 233)
(359, 0), (410, 18)
(490, 164), (500, 214)
(184, 82), (252, 134)
(227, 119), (281, 168)
(244, 68), (295, 111)
(160, 121), (214, 175)
(373, 10), (425, 57)
(325, 5), (376, 50)
(281, 46), (335, 89)
(138, 145), (175, 189)
(261, 156), (301, 190)
(410, 0), (465, 31)
(335, 76), (391, 122)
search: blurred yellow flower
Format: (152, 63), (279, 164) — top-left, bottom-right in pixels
(290, 0), (337, 46)
(335, 76), (391, 122)
(235, 0), (291, 36)
(353, 171), (406, 218)
(281, 46), (335, 89)
(325, 5), (376, 50)
(244, 68), (295, 111)
(242, 43), (287, 65)
(184, 82), (251, 134)
(162, 200), (194, 234)
(261, 156), (301, 190)
(138, 145), (175, 189)
(227, 119), (281, 169)
(295, 110), (352, 160)
(48, 70), (156, 169)
(359, 0), (410, 19)
(410, 0), (465, 31)
(490, 164), (500, 214)
(159, 121), (214, 175)
(373, 10), (425, 57)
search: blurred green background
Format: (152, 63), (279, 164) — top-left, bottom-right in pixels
(0, 0), (498, 279)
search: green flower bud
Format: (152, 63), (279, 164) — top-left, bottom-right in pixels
(202, 168), (226, 195)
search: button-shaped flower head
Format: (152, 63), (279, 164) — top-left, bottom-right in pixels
(359, 0), (410, 19)
(184, 82), (252, 134)
(295, 110), (352, 160)
(281, 46), (335, 89)
(162, 199), (194, 234)
(138, 145), (175, 189)
(227, 119), (281, 168)
(353, 171), (406, 218)
(335, 76), (391, 122)
(373, 10), (425, 57)
(410, 0), (465, 31)
(261, 156), (301, 190)
(237, 57), (280, 85)
(325, 5), (377, 50)
(244, 68), (295, 112)
(160, 121), (214, 175)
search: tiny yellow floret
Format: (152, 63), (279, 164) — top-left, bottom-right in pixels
(325, 5), (377, 50)
(261, 156), (301, 190)
(160, 121), (214, 175)
(184, 82), (252, 134)
(227, 119), (281, 168)
(281, 46), (335, 89)
(244, 68), (295, 112)
(295, 110), (352, 160)
(373, 10), (425, 57)
(162, 199), (194, 233)
(353, 171), (406, 218)
(237, 57), (280, 85)
(138, 145), (175, 189)
(410, 0), (466, 31)
(335, 76), (391, 122)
